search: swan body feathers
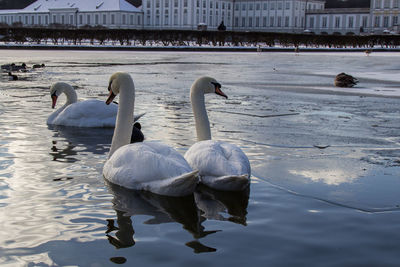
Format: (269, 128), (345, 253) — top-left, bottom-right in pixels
(103, 72), (198, 197)
(47, 82), (144, 127)
(184, 76), (251, 191)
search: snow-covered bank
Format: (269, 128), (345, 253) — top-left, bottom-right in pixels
(1, 42), (400, 52)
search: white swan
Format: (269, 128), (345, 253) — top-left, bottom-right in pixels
(103, 72), (198, 197)
(47, 82), (143, 127)
(184, 77), (251, 191)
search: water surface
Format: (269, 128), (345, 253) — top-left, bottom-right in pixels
(0, 50), (399, 266)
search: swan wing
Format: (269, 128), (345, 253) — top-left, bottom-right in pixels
(104, 142), (198, 196)
(184, 140), (251, 191)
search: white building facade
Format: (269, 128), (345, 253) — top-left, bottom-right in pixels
(0, 0), (399, 34)
(142, 0), (325, 32)
(306, 8), (371, 35)
(0, 0), (144, 29)
(371, 0), (400, 33)
(0, 0), (323, 33)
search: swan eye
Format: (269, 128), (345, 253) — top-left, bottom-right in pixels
(211, 82), (221, 89)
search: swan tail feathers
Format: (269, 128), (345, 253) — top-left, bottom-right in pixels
(143, 170), (199, 197)
(200, 174), (250, 191)
(133, 112), (146, 122)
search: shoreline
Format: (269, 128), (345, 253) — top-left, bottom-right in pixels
(1, 44), (400, 52)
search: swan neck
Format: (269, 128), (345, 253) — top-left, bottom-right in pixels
(109, 79), (135, 158)
(64, 85), (78, 105)
(191, 85), (211, 141)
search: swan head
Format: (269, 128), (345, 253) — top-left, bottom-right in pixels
(192, 76), (227, 99)
(50, 82), (72, 109)
(106, 72), (134, 105)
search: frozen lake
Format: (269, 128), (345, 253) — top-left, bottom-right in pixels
(0, 50), (400, 266)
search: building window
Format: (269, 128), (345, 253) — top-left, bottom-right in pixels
(393, 16), (398, 26)
(156, 12), (160, 26)
(256, 17), (259, 27)
(394, 0), (399, 8)
(96, 14), (99, 24)
(242, 17), (245, 27)
(335, 17), (340, 28)
(174, 9), (178, 25)
(285, 16), (289, 27)
(130, 15), (134, 25)
(348, 17), (354, 28)
(278, 2), (282, 10)
(362, 16), (368, 27)
(375, 0), (382, 9)
(79, 15), (83, 24)
(322, 17), (327, 28)
(235, 3), (239, 10)
(111, 14), (115, 24)
(256, 3), (260, 10)
(242, 4), (246, 10)
(270, 17), (274, 27)
(384, 0), (390, 8)
(383, 16), (389, 27)
(286, 2), (290, 9)
(234, 17), (239, 26)
(263, 16), (267, 27)
(249, 3), (253, 10)
(277, 16), (282, 27)
(61, 15), (64, 24)
(103, 14), (107, 24)
(183, 9), (188, 25)
(249, 17), (252, 27)
(263, 3), (268, 10)
(374, 16), (380, 27)
(70, 14), (74, 24)
(38, 16), (41, 25)
(309, 17), (314, 28)
(87, 14), (90, 24)
(45, 16), (48, 25)
(165, 14), (169, 25)
(31, 16), (35, 24)
(271, 3), (275, 10)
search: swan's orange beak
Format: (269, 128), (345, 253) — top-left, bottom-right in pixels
(51, 95), (58, 109)
(215, 86), (228, 99)
(106, 90), (116, 105)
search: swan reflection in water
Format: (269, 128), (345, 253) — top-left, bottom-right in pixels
(105, 181), (250, 253)
(48, 125), (113, 164)
(48, 124), (144, 162)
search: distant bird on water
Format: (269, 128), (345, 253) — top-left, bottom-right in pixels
(334, 73), (358, 88)
(365, 50), (372, 56)
(33, 63), (45, 69)
(131, 122), (144, 143)
(8, 72), (18, 81)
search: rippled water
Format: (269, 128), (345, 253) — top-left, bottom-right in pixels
(1, 50), (400, 266)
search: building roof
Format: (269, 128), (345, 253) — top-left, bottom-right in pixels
(307, 8), (370, 15)
(21, 0), (141, 13)
(325, 0), (370, 8)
